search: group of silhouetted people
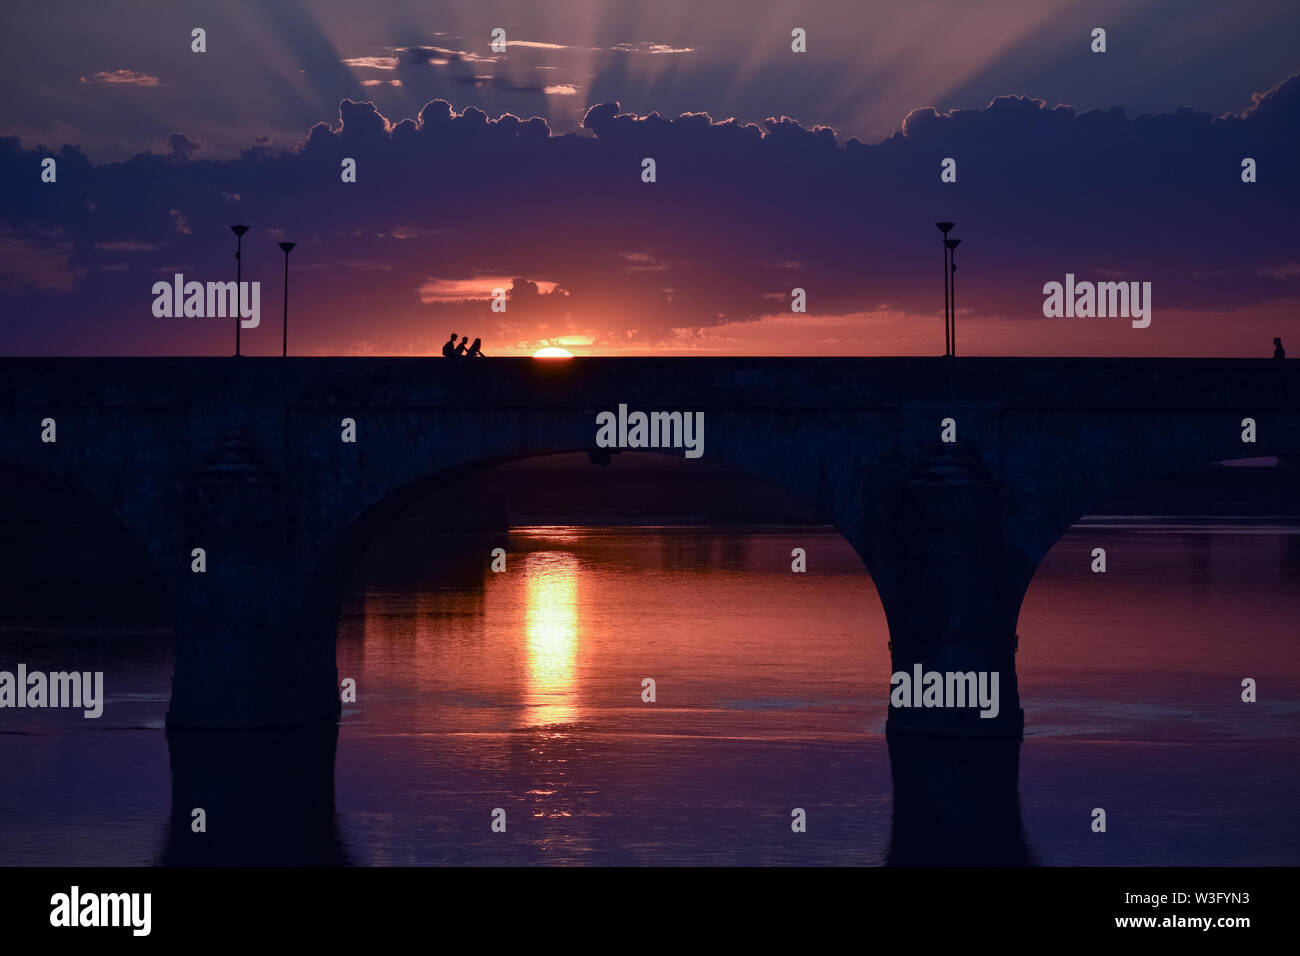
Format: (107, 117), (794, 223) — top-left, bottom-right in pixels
(438, 334), (1283, 359)
(442, 333), (485, 359)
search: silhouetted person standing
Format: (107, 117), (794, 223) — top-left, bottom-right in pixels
(466, 338), (485, 358)
(455, 336), (468, 357)
(442, 333), (458, 358)
(1275, 337), (1286, 359)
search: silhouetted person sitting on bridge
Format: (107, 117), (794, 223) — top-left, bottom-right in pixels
(442, 333), (458, 358)
(466, 338), (485, 358)
(454, 335), (468, 357)
(1275, 337), (1286, 360)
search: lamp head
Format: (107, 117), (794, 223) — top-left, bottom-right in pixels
(230, 224), (249, 237)
(278, 241), (296, 253)
(935, 221), (955, 234)
(945, 238), (962, 249)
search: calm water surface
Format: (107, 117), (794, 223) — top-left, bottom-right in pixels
(1, 523), (1297, 865)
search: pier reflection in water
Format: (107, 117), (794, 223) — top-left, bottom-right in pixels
(162, 725), (348, 866)
(1, 522), (1297, 866)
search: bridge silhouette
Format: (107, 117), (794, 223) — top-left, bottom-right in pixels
(2, 356), (1295, 738)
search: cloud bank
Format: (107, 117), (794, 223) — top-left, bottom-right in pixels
(1, 73), (1297, 355)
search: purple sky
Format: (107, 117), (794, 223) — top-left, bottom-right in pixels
(1, 0), (1298, 355)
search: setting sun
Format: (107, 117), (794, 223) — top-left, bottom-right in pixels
(532, 347), (574, 358)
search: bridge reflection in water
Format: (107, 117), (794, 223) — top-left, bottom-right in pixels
(162, 725), (349, 866)
(160, 726), (1033, 866)
(159, 522), (1034, 867)
(886, 736), (1033, 866)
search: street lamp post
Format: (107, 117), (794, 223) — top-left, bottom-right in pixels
(935, 222), (955, 356)
(230, 225), (249, 356)
(278, 241), (296, 357)
(945, 237), (962, 357)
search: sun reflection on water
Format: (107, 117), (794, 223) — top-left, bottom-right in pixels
(523, 550), (580, 728)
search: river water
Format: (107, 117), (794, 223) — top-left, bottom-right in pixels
(1, 522), (1297, 865)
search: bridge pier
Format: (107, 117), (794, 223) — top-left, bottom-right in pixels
(162, 724), (347, 865)
(166, 430), (340, 730)
(878, 442), (1026, 737)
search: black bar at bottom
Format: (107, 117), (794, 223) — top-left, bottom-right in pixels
(0, 866), (1286, 943)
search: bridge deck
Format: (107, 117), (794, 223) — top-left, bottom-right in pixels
(0, 357), (1295, 409)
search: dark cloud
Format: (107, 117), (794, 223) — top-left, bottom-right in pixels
(0, 74), (1297, 355)
(167, 133), (199, 161)
(506, 277), (570, 319)
(450, 75), (545, 95)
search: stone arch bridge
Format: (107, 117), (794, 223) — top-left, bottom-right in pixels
(1, 357), (1295, 737)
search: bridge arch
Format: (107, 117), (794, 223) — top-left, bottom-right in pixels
(294, 446), (883, 686)
(871, 404), (1300, 739)
(997, 418), (1300, 634)
(1001, 412), (1300, 575)
(1013, 452), (1300, 732)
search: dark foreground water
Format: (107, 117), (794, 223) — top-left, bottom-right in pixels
(1, 523), (1297, 865)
